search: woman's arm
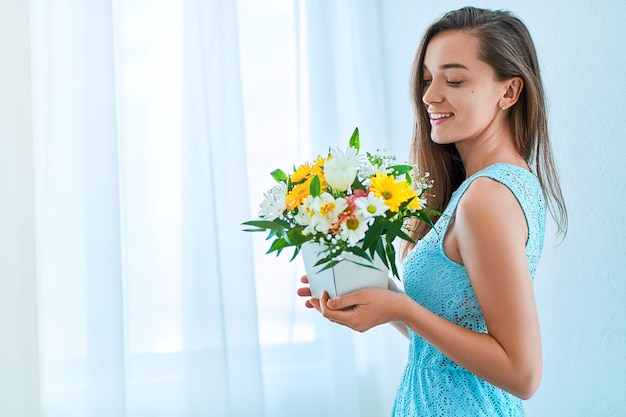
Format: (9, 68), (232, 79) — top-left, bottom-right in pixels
(312, 178), (542, 399)
(387, 277), (409, 338)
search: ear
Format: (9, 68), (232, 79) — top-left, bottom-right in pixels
(501, 76), (524, 110)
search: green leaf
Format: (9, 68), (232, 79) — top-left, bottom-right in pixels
(285, 228), (310, 246)
(313, 252), (334, 268)
(413, 209), (441, 231)
(242, 220), (284, 230)
(289, 246), (301, 262)
(375, 240), (390, 269)
(309, 174), (321, 197)
(241, 228), (268, 233)
(345, 246), (372, 263)
(349, 127), (360, 153)
(351, 177), (367, 192)
(267, 237), (292, 255)
(316, 260), (341, 272)
(362, 217), (384, 249)
(271, 169), (289, 182)
(397, 197), (415, 213)
(384, 241), (399, 279)
(388, 164), (414, 175)
(382, 219), (415, 244)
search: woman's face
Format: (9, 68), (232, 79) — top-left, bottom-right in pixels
(422, 30), (507, 146)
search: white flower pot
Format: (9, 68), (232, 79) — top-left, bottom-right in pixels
(300, 242), (389, 299)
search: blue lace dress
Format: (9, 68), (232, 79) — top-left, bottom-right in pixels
(392, 164), (547, 417)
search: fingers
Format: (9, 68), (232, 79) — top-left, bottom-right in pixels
(309, 296), (321, 311)
(316, 291), (352, 327)
(326, 292), (358, 310)
(297, 275), (314, 308)
(319, 291), (341, 316)
(297, 287), (311, 297)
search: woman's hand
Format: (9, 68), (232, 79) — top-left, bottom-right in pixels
(296, 275), (314, 308)
(308, 287), (404, 333)
(297, 275), (408, 334)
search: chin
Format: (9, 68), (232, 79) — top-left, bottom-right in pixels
(430, 135), (454, 145)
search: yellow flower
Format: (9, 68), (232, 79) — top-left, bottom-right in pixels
(291, 157), (328, 183)
(314, 155), (328, 169)
(286, 156), (331, 210)
(369, 171), (413, 212)
(291, 163), (313, 183)
(406, 190), (422, 210)
(285, 181), (310, 210)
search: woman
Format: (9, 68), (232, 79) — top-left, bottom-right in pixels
(298, 6), (567, 416)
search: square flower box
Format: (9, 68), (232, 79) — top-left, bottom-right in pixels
(301, 242), (389, 298)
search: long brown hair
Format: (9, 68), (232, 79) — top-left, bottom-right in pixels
(404, 7), (568, 256)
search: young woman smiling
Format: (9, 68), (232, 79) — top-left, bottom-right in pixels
(298, 7), (567, 416)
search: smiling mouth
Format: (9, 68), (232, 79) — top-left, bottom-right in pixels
(429, 112), (454, 124)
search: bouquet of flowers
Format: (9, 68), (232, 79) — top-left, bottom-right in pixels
(243, 128), (437, 279)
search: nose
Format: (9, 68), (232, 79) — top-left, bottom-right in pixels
(421, 82), (443, 106)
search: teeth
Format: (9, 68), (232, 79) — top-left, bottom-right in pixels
(429, 113), (453, 119)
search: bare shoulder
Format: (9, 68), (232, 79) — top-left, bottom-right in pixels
(456, 176), (527, 245)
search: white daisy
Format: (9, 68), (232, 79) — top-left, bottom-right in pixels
(339, 213), (369, 246)
(258, 182), (287, 221)
(354, 192), (388, 220)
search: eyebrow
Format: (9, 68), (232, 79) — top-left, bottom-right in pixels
(423, 63), (469, 71)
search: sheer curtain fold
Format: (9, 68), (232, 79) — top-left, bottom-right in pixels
(181, 0), (265, 415)
(31, 1), (126, 415)
(303, 0), (395, 155)
(298, 2), (408, 415)
(32, 0), (264, 415)
(81, 3), (125, 414)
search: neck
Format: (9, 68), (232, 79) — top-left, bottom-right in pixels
(455, 128), (527, 178)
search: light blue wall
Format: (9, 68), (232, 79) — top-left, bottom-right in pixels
(379, 1), (626, 415)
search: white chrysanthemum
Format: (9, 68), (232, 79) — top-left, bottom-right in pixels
(258, 182), (287, 221)
(303, 193), (347, 235)
(339, 213), (369, 246)
(367, 149), (397, 175)
(357, 159), (377, 179)
(354, 192), (388, 219)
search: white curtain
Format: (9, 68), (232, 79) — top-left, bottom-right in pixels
(30, 0), (264, 416)
(17, 0), (408, 416)
(31, 1), (126, 415)
(240, 1), (407, 417)
(180, 0), (265, 415)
